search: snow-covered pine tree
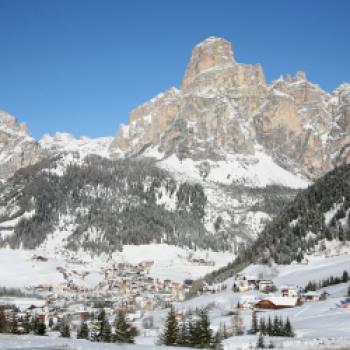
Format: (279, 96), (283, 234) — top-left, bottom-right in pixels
(113, 311), (134, 343)
(259, 317), (266, 336)
(256, 332), (265, 349)
(77, 322), (89, 339)
(101, 320), (112, 342)
(251, 312), (258, 334)
(60, 322), (71, 338)
(284, 317), (294, 337)
(197, 308), (213, 348)
(160, 306), (178, 346)
(0, 309), (8, 333)
(231, 311), (244, 336)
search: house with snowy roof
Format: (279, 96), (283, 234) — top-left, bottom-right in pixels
(254, 296), (298, 309)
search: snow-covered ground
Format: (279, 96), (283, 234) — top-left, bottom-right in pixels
(0, 333), (192, 349)
(158, 151), (309, 189)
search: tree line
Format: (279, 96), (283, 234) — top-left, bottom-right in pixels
(160, 306), (222, 349)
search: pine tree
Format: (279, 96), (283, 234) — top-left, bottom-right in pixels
(259, 317), (266, 336)
(77, 322), (89, 339)
(267, 316), (273, 336)
(90, 322), (99, 342)
(342, 270), (349, 283)
(177, 321), (189, 346)
(284, 318), (294, 337)
(251, 312), (258, 334)
(231, 311), (244, 336)
(272, 316), (280, 336)
(0, 309), (8, 333)
(60, 322), (71, 338)
(9, 311), (18, 334)
(102, 320), (112, 342)
(96, 309), (107, 342)
(114, 311), (134, 343)
(210, 330), (223, 350)
(160, 306), (178, 346)
(268, 340), (274, 348)
(197, 308), (213, 348)
(256, 332), (265, 349)
(34, 319), (46, 336)
(23, 313), (31, 334)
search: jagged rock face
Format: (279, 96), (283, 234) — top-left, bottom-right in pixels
(109, 37), (350, 179)
(0, 111), (43, 179)
(111, 37), (268, 161)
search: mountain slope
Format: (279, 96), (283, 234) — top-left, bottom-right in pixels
(201, 164), (350, 284)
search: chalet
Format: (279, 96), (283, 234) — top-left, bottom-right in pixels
(254, 296), (298, 310)
(281, 285), (299, 297)
(258, 280), (274, 293)
(234, 274), (259, 292)
(303, 291), (321, 302)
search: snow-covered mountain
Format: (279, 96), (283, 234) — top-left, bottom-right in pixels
(39, 132), (113, 159)
(0, 111), (41, 180)
(0, 36), (349, 281)
(110, 37), (350, 179)
(0, 111), (113, 180)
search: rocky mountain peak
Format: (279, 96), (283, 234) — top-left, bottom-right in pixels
(181, 37), (236, 90)
(109, 36), (350, 179)
(0, 110), (42, 179)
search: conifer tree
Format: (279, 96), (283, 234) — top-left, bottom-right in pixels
(251, 312), (258, 334)
(161, 306), (178, 346)
(342, 270), (349, 283)
(259, 317), (266, 336)
(256, 332), (265, 349)
(34, 320), (46, 336)
(23, 313), (31, 334)
(77, 322), (89, 339)
(284, 317), (294, 337)
(267, 316), (273, 336)
(232, 311), (244, 336)
(0, 309), (8, 333)
(9, 311), (18, 334)
(114, 311), (134, 343)
(60, 322), (71, 338)
(197, 308), (213, 348)
(210, 330), (223, 350)
(101, 320), (112, 342)
(96, 309), (108, 342)
(272, 316), (280, 336)
(177, 321), (189, 346)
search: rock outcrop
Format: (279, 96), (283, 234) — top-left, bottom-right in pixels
(0, 111), (42, 179)
(110, 36), (350, 179)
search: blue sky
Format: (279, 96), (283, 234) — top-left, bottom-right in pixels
(0, 0), (349, 139)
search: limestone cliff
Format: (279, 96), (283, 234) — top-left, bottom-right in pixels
(109, 37), (350, 179)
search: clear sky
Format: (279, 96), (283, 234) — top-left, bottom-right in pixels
(0, 0), (349, 139)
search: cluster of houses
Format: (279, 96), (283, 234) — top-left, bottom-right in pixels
(234, 273), (325, 310)
(0, 260), (196, 330)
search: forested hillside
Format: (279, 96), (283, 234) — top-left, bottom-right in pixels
(0, 156), (222, 253)
(202, 164), (350, 284)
